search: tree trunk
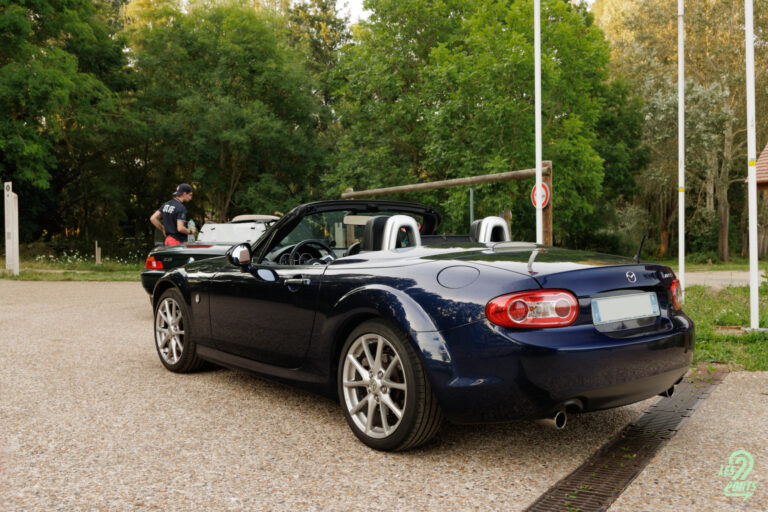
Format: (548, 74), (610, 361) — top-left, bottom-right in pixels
(716, 187), (729, 261)
(659, 225), (669, 258)
(705, 152), (716, 211)
(760, 190), (768, 258)
(740, 192), (748, 258)
(716, 119), (734, 262)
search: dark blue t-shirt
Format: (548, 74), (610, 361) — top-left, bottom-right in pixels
(157, 198), (187, 243)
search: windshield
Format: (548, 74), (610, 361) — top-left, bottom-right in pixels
(265, 209), (425, 262)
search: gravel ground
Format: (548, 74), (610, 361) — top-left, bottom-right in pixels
(0, 281), (665, 511)
(610, 371), (768, 512)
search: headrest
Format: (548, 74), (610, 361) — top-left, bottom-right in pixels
(469, 219), (482, 242)
(362, 216), (389, 251)
(470, 216), (510, 243)
(362, 215), (422, 251)
(381, 215), (421, 250)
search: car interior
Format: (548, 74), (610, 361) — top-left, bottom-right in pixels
(262, 211), (511, 266)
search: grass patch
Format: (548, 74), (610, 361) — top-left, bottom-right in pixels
(3, 270), (140, 281)
(0, 255), (141, 282)
(685, 285), (768, 371)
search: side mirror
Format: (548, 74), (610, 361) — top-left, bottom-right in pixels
(228, 243), (252, 267)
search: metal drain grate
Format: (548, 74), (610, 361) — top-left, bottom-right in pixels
(525, 366), (727, 512)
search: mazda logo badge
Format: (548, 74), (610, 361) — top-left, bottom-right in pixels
(626, 271), (637, 283)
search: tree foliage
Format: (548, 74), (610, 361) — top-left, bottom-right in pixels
(0, 0), (129, 243)
(126, 0), (322, 221)
(328, 0), (639, 245)
(594, 0), (768, 259)
(5, 0), (724, 261)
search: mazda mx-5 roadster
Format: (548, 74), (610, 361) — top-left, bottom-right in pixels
(150, 200), (693, 451)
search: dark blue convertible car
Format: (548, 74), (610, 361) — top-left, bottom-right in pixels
(151, 200), (693, 451)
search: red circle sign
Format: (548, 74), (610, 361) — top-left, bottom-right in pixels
(531, 183), (550, 208)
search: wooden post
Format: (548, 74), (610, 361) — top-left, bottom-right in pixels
(344, 188), (356, 247)
(95, 241), (102, 265)
(4, 182), (19, 276)
(542, 162), (553, 245)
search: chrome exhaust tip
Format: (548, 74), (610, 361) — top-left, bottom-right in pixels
(536, 409), (567, 430)
(659, 386), (675, 398)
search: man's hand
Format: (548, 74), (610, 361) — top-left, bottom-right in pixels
(176, 219), (196, 235)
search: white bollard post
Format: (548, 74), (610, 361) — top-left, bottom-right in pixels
(4, 182), (20, 276)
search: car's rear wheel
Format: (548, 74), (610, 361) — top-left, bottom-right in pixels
(154, 288), (204, 373)
(338, 320), (443, 451)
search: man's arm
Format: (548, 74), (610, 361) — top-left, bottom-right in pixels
(150, 211), (166, 236)
(176, 219), (196, 235)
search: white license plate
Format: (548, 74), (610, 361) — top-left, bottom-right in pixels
(591, 292), (660, 325)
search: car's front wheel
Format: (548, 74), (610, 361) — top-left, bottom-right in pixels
(154, 288), (204, 373)
(338, 320), (443, 451)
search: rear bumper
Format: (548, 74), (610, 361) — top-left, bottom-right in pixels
(424, 316), (694, 423)
(140, 270), (163, 294)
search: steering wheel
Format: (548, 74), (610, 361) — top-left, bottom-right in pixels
(288, 239), (337, 265)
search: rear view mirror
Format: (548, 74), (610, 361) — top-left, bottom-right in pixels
(228, 243), (252, 267)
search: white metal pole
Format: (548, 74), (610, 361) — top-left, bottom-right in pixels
(744, 0), (760, 330)
(3, 183), (8, 272)
(469, 188), (474, 224)
(678, 0), (685, 299)
(534, 0), (543, 244)
(11, 193), (18, 275)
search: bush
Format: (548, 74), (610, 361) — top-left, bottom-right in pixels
(687, 251), (718, 264)
(687, 209), (719, 254)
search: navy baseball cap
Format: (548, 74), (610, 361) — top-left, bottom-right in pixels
(173, 183), (193, 196)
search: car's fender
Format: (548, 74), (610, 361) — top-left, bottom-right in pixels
(323, 283), (452, 375)
(151, 268), (191, 310)
(332, 284), (438, 333)
(314, 284), (461, 405)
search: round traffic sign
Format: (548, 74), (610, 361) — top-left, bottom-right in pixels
(531, 183), (550, 208)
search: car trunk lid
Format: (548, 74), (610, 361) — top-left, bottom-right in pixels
(457, 245), (679, 337)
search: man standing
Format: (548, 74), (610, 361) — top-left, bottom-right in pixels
(150, 183), (197, 245)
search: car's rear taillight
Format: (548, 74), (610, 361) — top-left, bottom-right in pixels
(486, 290), (579, 328)
(670, 278), (683, 310)
(145, 256), (163, 270)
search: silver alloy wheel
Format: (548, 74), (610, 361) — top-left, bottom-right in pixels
(342, 333), (408, 439)
(155, 297), (185, 365)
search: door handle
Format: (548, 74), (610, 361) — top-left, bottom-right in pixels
(284, 278), (311, 287)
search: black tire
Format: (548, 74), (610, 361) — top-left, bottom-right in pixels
(338, 320), (443, 451)
(153, 288), (204, 373)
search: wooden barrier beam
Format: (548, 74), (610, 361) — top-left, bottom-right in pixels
(340, 162), (552, 199)
(341, 162), (554, 245)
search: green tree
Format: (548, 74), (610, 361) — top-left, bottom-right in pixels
(594, 0), (768, 260)
(0, 0), (128, 244)
(286, 0), (351, 112)
(127, 0), (322, 221)
(0, 0), (122, 189)
(328, 0), (636, 245)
